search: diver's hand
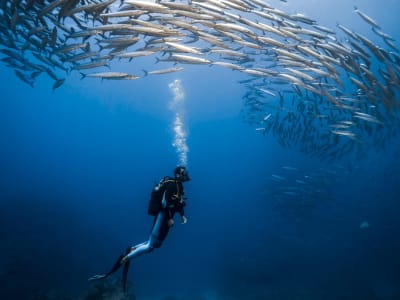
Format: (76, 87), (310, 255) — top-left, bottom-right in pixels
(181, 216), (187, 224)
(168, 219), (174, 227)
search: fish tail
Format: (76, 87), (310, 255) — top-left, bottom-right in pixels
(80, 72), (86, 80)
(52, 78), (65, 91)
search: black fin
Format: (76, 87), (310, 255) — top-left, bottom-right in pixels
(122, 260), (130, 293)
(105, 254), (124, 277)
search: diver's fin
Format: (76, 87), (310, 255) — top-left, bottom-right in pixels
(88, 253), (125, 282)
(105, 254), (125, 277)
(122, 260), (130, 293)
(89, 247), (133, 283)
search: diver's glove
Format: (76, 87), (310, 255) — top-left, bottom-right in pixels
(167, 218), (174, 227)
(181, 215), (187, 224)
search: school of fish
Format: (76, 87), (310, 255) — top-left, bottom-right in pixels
(267, 165), (338, 215)
(0, 0), (399, 160)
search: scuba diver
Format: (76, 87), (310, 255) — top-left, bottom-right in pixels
(88, 166), (190, 292)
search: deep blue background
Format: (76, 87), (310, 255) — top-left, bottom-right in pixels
(1, 0), (400, 299)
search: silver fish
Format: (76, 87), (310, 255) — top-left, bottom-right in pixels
(354, 6), (381, 29)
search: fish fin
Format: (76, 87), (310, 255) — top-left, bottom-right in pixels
(52, 78), (65, 92)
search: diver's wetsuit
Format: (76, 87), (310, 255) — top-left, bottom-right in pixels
(126, 179), (185, 258)
(88, 179), (186, 288)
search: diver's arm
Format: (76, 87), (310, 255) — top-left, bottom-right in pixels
(178, 197), (187, 224)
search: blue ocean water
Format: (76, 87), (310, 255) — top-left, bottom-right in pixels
(1, 0), (400, 299)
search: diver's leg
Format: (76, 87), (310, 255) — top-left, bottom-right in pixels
(88, 212), (166, 282)
(124, 211), (165, 260)
(150, 210), (165, 241)
(123, 241), (152, 260)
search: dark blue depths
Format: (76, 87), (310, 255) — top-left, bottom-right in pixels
(1, 1), (400, 299)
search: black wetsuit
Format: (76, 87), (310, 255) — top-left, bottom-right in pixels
(155, 180), (186, 245)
